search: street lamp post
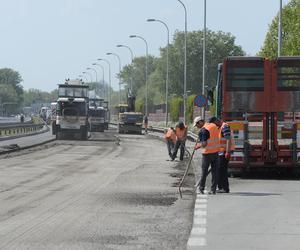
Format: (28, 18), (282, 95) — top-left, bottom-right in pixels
(129, 34), (148, 116)
(92, 63), (105, 99)
(98, 58), (111, 104)
(82, 71), (93, 83)
(202, 0), (206, 120)
(78, 74), (88, 83)
(106, 52), (122, 104)
(86, 67), (98, 82)
(117, 44), (134, 95)
(147, 18), (170, 126)
(176, 0), (187, 123)
(278, 0), (282, 56)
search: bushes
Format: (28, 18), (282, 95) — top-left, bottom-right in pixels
(169, 95), (196, 124)
(187, 95), (196, 124)
(169, 97), (182, 122)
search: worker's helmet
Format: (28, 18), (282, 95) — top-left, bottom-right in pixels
(193, 116), (204, 127)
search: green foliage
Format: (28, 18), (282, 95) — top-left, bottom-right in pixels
(169, 97), (183, 122)
(23, 89), (57, 107)
(0, 68), (24, 110)
(186, 95), (196, 124)
(119, 56), (157, 95)
(259, 0), (300, 58)
(119, 29), (244, 111)
(135, 98), (144, 112)
(209, 90), (216, 116)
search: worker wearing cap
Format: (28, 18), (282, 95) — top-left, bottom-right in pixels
(194, 116), (220, 195)
(209, 117), (235, 193)
(171, 121), (188, 161)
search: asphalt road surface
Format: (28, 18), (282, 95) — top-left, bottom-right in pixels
(1, 127), (300, 250)
(0, 128), (195, 250)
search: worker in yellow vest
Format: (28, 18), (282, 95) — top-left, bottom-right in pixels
(171, 121), (188, 161)
(194, 116), (220, 195)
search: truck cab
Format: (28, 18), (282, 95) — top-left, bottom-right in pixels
(54, 79), (89, 140)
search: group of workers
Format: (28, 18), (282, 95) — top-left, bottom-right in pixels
(164, 121), (188, 161)
(164, 116), (234, 195)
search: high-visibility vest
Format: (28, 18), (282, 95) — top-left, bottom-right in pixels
(164, 128), (176, 144)
(219, 122), (235, 152)
(202, 123), (220, 154)
(175, 125), (187, 140)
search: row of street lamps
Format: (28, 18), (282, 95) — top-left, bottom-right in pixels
(78, 0), (195, 125)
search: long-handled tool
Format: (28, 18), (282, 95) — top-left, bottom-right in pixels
(179, 140), (198, 198)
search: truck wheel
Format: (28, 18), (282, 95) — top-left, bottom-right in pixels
(81, 127), (88, 140)
(52, 122), (56, 135)
(56, 131), (62, 140)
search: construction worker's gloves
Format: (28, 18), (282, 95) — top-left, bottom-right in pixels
(194, 143), (201, 150)
(225, 152), (231, 159)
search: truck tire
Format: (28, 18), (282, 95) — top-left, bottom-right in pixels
(56, 131), (63, 140)
(81, 127), (88, 140)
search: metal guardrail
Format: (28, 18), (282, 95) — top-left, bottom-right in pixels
(0, 123), (45, 138)
(110, 122), (198, 141)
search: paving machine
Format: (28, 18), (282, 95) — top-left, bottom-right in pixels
(117, 95), (143, 134)
(53, 79), (89, 140)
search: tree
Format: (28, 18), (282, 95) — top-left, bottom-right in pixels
(23, 89), (57, 107)
(0, 84), (19, 115)
(119, 55), (157, 111)
(0, 68), (24, 107)
(119, 29), (244, 110)
(259, 0), (300, 58)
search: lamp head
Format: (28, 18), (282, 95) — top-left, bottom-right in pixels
(106, 52), (112, 55)
(86, 67), (91, 70)
(116, 44), (123, 47)
(129, 35), (136, 38)
(147, 18), (156, 22)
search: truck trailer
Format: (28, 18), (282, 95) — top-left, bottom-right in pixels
(216, 56), (300, 175)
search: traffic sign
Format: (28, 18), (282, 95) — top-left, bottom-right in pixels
(194, 95), (208, 107)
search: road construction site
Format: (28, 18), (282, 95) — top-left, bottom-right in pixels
(0, 126), (300, 250)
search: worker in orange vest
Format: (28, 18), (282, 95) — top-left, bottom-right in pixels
(164, 127), (176, 158)
(171, 121), (188, 161)
(194, 116), (220, 195)
(209, 117), (235, 193)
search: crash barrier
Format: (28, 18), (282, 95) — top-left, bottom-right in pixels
(0, 122), (45, 138)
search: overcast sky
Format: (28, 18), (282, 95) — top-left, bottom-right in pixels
(0, 0), (290, 92)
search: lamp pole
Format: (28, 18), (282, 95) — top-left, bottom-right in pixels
(278, 0), (282, 57)
(86, 67), (98, 82)
(92, 63), (105, 99)
(129, 34), (148, 116)
(117, 44), (134, 95)
(106, 52), (122, 104)
(202, 0), (206, 120)
(147, 18), (170, 126)
(78, 74), (88, 83)
(82, 71), (93, 83)
(98, 58), (111, 104)
(176, 0), (187, 123)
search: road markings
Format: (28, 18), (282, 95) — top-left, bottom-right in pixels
(187, 191), (208, 249)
